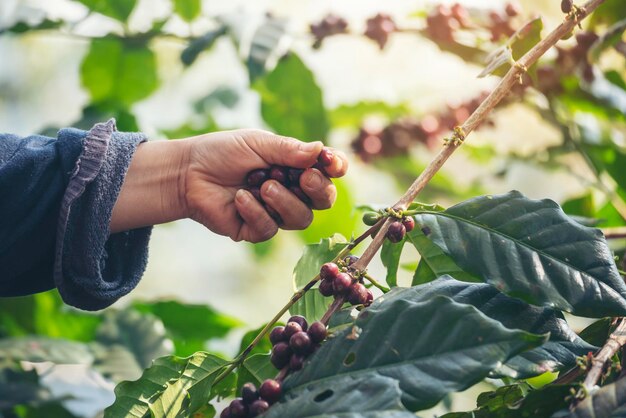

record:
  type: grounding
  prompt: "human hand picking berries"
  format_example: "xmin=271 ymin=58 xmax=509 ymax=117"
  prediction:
xmin=110 ymin=129 xmax=348 ymax=243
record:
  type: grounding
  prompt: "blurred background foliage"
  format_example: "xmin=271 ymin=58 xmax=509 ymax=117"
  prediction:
xmin=0 ymin=0 xmax=625 ymax=416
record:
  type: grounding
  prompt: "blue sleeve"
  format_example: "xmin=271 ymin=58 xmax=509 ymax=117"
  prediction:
xmin=0 ymin=120 xmax=152 ymax=311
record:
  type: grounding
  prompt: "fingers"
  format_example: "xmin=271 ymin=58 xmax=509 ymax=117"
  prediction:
xmin=260 ymin=180 xmax=314 ymax=230
xmin=245 ymin=130 xmax=324 ymax=169
xmin=234 ymin=189 xmax=278 ymax=243
xmin=299 ymin=168 xmax=337 ymax=210
xmin=319 ymin=148 xmax=349 ymax=178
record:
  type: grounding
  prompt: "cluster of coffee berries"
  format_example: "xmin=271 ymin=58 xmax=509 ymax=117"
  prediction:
xmin=309 ymin=13 xmax=398 ymax=50
xmin=244 ymin=149 xmax=334 ymax=223
xmin=364 ymin=13 xmax=397 ymax=49
xmin=310 ymin=14 xmax=348 ymax=49
xmin=221 ymin=379 xmax=281 ymax=418
xmin=386 ymin=216 xmax=415 ymax=243
xmin=318 ymin=257 xmax=374 ymax=307
xmin=269 ymin=315 xmax=327 ymax=372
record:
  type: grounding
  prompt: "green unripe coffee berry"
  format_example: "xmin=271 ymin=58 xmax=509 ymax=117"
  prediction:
xmin=362 ymin=211 xmax=382 ymax=226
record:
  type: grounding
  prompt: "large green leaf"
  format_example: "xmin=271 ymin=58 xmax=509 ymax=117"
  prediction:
xmin=290 ymin=234 xmax=350 ymax=322
xmin=75 ymin=0 xmax=137 ymax=22
xmin=394 ymin=276 xmax=596 ymax=378
xmin=380 ymin=239 xmax=405 ymax=288
xmin=81 ymin=38 xmax=158 ymax=107
xmin=174 ymin=0 xmax=201 ymax=22
xmin=104 ymin=352 xmax=228 ymax=418
xmin=284 ymin=295 xmax=546 ymax=411
xmin=413 ymin=191 xmax=626 ymax=317
xmin=133 ymin=300 xmax=241 ymax=356
xmin=254 ymin=53 xmax=329 ymax=142
xmin=329 ymin=101 xmax=410 ymax=128
xmin=0 ymin=337 xmax=94 ymax=364
xmin=552 ymin=377 xmax=626 ymax=417
xmin=264 ymin=375 xmax=415 ymax=418
xmin=236 ymin=353 xmax=276 ymax=394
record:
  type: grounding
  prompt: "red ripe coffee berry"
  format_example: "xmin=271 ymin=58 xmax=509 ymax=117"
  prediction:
xmin=402 ymin=216 xmax=415 ymax=233
xmin=284 ymin=322 xmax=303 ymax=339
xmin=348 ymin=282 xmax=369 ymax=306
xmin=229 ymin=399 xmax=248 ymax=418
xmin=287 ymin=315 xmax=308 ymax=332
xmin=288 ymin=168 xmax=304 ymax=185
xmin=320 ymin=262 xmax=339 ymax=280
xmin=289 ymin=185 xmax=311 ymax=204
xmin=269 ymin=165 xmax=289 ymax=185
xmin=259 ymin=379 xmax=282 ymax=404
xmin=318 ymin=148 xmax=334 ymax=167
xmin=307 ymin=321 xmax=327 ymax=343
xmin=386 ymin=221 xmax=406 ymax=243
xmin=333 ymin=272 xmax=353 ymax=294
xmin=247 ymin=169 xmax=269 ymax=187
xmin=220 ymin=407 xmax=232 ymax=418
xmin=241 ymin=382 xmax=259 ymax=404
xmin=272 ymin=342 xmax=292 ymax=360
xmin=365 ymin=289 xmax=374 ymax=306
xmin=289 ymin=354 xmax=305 ymax=371
xmin=269 ymin=326 xmax=285 ymax=345
xmin=319 ymin=279 xmax=334 ymax=297
xmin=290 ymin=331 xmax=312 ymax=354
xmin=248 ymin=399 xmax=270 ymax=417
xmin=271 ymin=350 xmax=290 ymax=369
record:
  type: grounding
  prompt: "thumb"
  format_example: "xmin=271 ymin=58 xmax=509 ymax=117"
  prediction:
xmin=249 ymin=132 xmax=324 ymax=168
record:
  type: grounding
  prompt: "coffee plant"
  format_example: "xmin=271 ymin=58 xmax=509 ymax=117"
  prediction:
xmin=2 ymin=0 xmax=626 ymax=417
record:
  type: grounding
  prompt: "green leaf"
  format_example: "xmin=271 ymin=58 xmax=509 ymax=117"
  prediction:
xmin=290 ymin=234 xmax=350 ymax=322
xmin=380 ymin=239 xmax=405 ymax=287
xmin=284 ymin=295 xmax=546 ymax=411
xmin=398 ymin=276 xmax=596 ymax=379
xmin=578 ymin=317 xmax=612 ymax=347
xmin=264 ymin=374 xmax=415 ymax=418
xmin=0 ymin=337 xmax=94 ymax=364
xmin=181 ymin=27 xmax=227 ymax=66
xmin=104 ymin=352 xmax=228 ymax=418
xmin=75 ymin=0 xmax=137 ymax=22
xmin=329 ymin=101 xmax=410 ymax=128
xmin=238 ymin=323 xmax=276 ymax=358
xmin=174 ymin=0 xmax=201 ymax=22
xmin=254 ymin=54 xmax=329 ymax=142
xmin=133 ymin=300 xmax=242 ymax=357
xmin=81 ymin=38 xmax=158 ymax=107
xmin=413 ymin=191 xmax=626 ymax=317
xmin=552 ymin=378 xmax=626 ymax=417
xmin=236 ymin=354 xmax=276 ymax=393
xmin=589 ymin=19 xmax=626 ymax=62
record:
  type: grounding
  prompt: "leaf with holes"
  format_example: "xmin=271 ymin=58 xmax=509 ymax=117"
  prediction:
xmin=284 ymin=295 xmax=546 ymax=411
xmin=264 ymin=375 xmax=415 ymax=418
xmin=413 ymin=191 xmax=626 ymax=317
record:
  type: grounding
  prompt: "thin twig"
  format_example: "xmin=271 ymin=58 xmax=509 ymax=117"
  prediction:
xmin=603 ymin=227 xmax=626 ymax=240
xmin=321 ymin=296 xmax=347 ymax=326
xmin=583 ymin=318 xmax=626 ymax=390
xmin=352 ymin=0 xmax=606 ymax=271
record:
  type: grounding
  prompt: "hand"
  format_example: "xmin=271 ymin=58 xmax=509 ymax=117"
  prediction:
xmin=110 ymin=129 xmax=348 ymax=243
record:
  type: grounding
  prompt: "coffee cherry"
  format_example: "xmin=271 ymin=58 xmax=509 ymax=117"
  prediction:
xmin=247 ymin=186 xmax=262 ymax=202
xmin=284 ymin=322 xmax=303 ymax=339
xmin=317 ymin=148 xmax=334 ymax=167
xmin=290 ymin=331 xmax=312 ymax=354
xmin=270 ymin=166 xmax=289 ymax=185
xmin=561 ymin=0 xmax=573 ymax=13
xmin=271 ymin=350 xmax=290 ymax=369
xmin=220 ymin=406 xmax=232 ymax=418
xmin=311 ymin=14 xmax=349 ymax=48
xmin=365 ymin=289 xmax=374 ymax=306
xmin=247 ymin=169 xmax=270 ymax=187
xmin=348 ymin=282 xmax=369 ymax=306
xmin=333 ymin=272 xmax=353 ymax=294
xmin=319 ymin=279 xmax=334 ymax=296
xmin=320 ymin=262 xmax=339 ymax=280
xmin=259 ymin=379 xmax=282 ymax=404
xmin=386 ymin=221 xmax=406 ymax=243
xmin=288 ymin=168 xmax=304 ymax=185
xmin=505 ymin=1 xmax=522 ymax=17
xmin=402 ymin=216 xmax=415 ymax=233
xmin=364 ymin=13 xmax=397 ymax=49
xmin=290 ymin=354 xmax=305 ymax=371
xmin=362 ymin=211 xmax=381 ymax=226
xmin=269 ymin=326 xmax=286 ymax=345
xmin=307 ymin=321 xmax=327 ymax=343
xmin=344 ymin=255 xmax=359 ymax=266
xmin=287 ymin=315 xmax=308 ymax=331
xmin=289 ymin=185 xmax=311 ymax=204
xmin=229 ymin=399 xmax=248 ymax=418
xmin=264 ymin=204 xmax=282 ymax=224
xmin=242 ymin=382 xmax=259 ymax=404
xmin=249 ymin=399 xmax=270 ymax=417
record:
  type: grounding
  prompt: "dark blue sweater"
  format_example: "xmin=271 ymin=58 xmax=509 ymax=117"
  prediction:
xmin=0 ymin=120 xmax=151 ymax=311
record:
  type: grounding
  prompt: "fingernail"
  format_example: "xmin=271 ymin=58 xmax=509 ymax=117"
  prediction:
xmin=307 ymin=170 xmax=324 ymax=189
xmin=265 ymin=182 xmax=277 ymax=198
xmin=236 ymin=189 xmax=250 ymax=204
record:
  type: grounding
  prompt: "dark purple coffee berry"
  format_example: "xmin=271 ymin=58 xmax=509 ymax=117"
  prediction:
xmin=229 ymin=398 xmax=248 ymax=418
xmin=307 ymin=321 xmax=327 ymax=343
xmin=386 ymin=221 xmax=406 ymax=243
xmin=320 ymin=262 xmax=339 ymax=280
xmin=272 ymin=342 xmax=292 ymax=359
xmin=333 ymin=272 xmax=353 ymax=294
xmin=271 ymin=349 xmax=290 ymax=369
xmin=344 ymin=255 xmax=359 ymax=266
xmin=402 ymin=216 xmax=415 ymax=233
xmin=259 ymin=379 xmax=282 ymax=404
xmin=247 ymin=169 xmax=269 ymax=187
xmin=247 ymin=186 xmax=262 ymax=202
xmin=220 ymin=406 xmax=232 ymax=418
xmin=290 ymin=354 xmax=305 ymax=371
xmin=348 ymin=282 xmax=368 ymax=306
xmin=318 ymin=148 xmax=334 ymax=167
xmin=269 ymin=165 xmax=289 ymax=185
xmin=319 ymin=279 xmax=334 ymax=297
xmin=242 ymin=382 xmax=259 ymax=404
xmin=269 ymin=326 xmax=286 ymax=345
xmin=365 ymin=289 xmax=374 ymax=306
xmin=249 ymin=399 xmax=270 ymax=417
xmin=284 ymin=322 xmax=303 ymax=339
xmin=561 ymin=0 xmax=573 ymax=13
xmin=289 ymin=185 xmax=311 ymax=204
xmin=265 ymin=204 xmax=282 ymax=224
xmin=288 ymin=168 xmax=304 ymax=185
xmin=287 ymin=315 xmax=308 ymax=331
xmin=290 ymin=331 xmax=312 ymax=354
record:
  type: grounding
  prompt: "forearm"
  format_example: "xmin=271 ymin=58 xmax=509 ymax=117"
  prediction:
xmin=110 ymin=139 xmax=191 ymax=233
